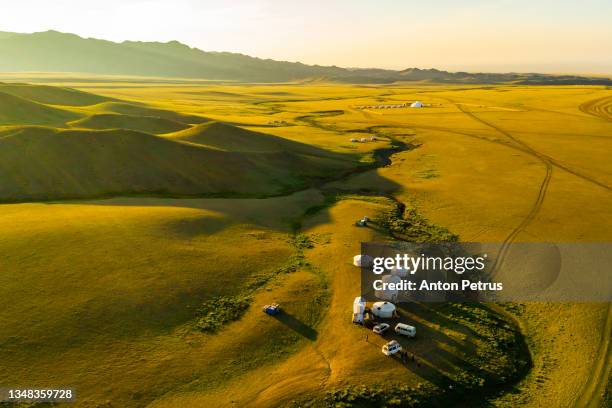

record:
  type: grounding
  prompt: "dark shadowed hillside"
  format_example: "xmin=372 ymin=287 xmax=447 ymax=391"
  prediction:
xmin=0 ymin=91 xmax=80 ymax=125
xmin=0 ymin=125 xmax=355 ymax=201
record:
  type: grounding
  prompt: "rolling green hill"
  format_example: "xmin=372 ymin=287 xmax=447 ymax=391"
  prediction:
xmin=70 ymin=113 xmax=190 ymax=134
xmin=0 ymin=91 xmax=80 ymax=125
xmin=0 ymin=82 xmax=111 ymax=106
xmin=0 ymin=125 xmax=354 ymax=201
xmin=89 ymin=101 xmax=209 ymax=124
xmin=170 ymin=121 xmax=338 ymax=156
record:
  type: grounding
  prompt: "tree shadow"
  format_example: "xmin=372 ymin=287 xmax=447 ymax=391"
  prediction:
xmin=395 ymin=303 xmax=477 ymax=354
xmin=400 ymin=302 xmax=485 ymax=341
xmin=386 ymin=301 xmax=532 ymax=405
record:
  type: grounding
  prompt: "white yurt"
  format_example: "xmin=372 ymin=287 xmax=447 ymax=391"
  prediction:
xmin=375 ymin=274 xmax=401 ymax=301
xmin=371 ymin=301 xmax=396 ymax=318
xmin=353 ymin=254 xmax=374 ymax=267
xmin=410 ymin=101 xmax=423 ymax=108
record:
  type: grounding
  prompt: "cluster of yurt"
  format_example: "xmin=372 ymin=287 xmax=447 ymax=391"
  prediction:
xmin=267 ymin=120 xmax=288 ymax=126
xmin=350 ymin=136 xmax=377 ymax=143
xmin=357 ymin=104 xmax=406 ymax=109
xmin=371 ymin=301 xmax=397 ymax=318
xmin=355 ymin=102 xmax=424 ymax=110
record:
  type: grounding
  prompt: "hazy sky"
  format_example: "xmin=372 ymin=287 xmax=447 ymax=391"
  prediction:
xmin=1 ymin=0 xmax=611 ymax=73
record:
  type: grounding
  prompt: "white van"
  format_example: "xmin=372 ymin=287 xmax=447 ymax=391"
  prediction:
xmin=382 ymin=340 xmax=402 ymax=356
xmin=352 ymin=296 xmax=365 ymax=324
xmin=395 ymin=323 xmax=416 ymax=337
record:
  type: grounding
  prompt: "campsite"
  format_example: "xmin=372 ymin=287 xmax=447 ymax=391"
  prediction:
xmin=0 ymin=75 xmax=609 ymax=407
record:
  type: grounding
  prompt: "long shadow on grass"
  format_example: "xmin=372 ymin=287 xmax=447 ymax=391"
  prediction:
xmin=7 ymin=120 xmax=407 ymax=213
xmin=51 ymin=129 xmax=409 ymax=234
xmin=396 ymin=303 xmax=477 ymax=354
xmin=401 ymin=302 xmax=486 ymax=341
xmin=272 ymin=312 xmax=318 ymax=341
xmin=394 ymin=301 xmax=531 ymax=405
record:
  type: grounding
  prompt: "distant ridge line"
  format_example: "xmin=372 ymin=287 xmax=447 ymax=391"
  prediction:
xmin=0 ymin=30 xmax=611 ymax=85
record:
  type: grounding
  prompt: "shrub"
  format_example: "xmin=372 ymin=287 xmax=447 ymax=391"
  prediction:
xmin=375 ymin=203 xmax=458 ymax=243
xmin=196 ymin=294 xmax=251 ymax=333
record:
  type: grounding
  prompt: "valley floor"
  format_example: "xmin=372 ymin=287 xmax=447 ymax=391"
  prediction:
xmin=0 ymin=77 xmax=610 ymax=407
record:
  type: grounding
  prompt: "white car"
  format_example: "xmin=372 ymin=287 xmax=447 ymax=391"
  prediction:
xmin=372 ymin=323 xmax=390 ymax=335
xmin=395 ymin=323 xmax=416 ymax=337
xmin=382 ymin=340 xmax=402 ymax=356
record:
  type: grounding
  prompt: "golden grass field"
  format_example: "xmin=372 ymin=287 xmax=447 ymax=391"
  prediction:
xmin=0 ymin=76 xmax=610 ymax=407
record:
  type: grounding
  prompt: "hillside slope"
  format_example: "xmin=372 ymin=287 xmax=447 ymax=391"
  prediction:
xmin=89 ymin=102 xmax=209 ymax=124
xmin=0 ymin=82 xmax=111 ymax=106
xmin=0 ymin=126 xmax=354 ymax=201
xmin=0 ymin=91 xmax=80 ymax=125
xmin=70 ymin=113 xmax=190 ymax=134
xmin=170 ymin=121 xmax=339 ymax=156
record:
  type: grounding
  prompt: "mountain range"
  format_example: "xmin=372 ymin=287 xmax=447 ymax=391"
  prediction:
xmin=0 ymin=30 xmax=610 ymax=85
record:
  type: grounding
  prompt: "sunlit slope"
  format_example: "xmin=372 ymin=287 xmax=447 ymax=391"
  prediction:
xmin=0 ymin=191 xmax=326 ymax=407
xmin=0 ymin=91 xmax=80 ymax=125
xmin=88 ymin=101 xmax=209 ymax=124
xmin=169 ymin=121 xmax=348 ymax=159
xmin=0 ymin=125 xmax=355 ymax=201
xmin=0 ymin=82 xmax=111 ymax=106
xmin=69 ymin=113 xmax=189 ymax=134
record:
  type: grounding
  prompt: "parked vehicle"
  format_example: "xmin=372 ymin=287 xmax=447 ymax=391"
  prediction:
xmin=263 ymin=303 xmax=281 ymax=315
xmin=395 ymin=323 xmax=416 ymax=337
xmin=352 ymin=296 xmax=366 ymax=324
xmin=382 ymin=340 xmax=402 ymax=356
xmin=372 ymin=323 xmax=390 ymax=335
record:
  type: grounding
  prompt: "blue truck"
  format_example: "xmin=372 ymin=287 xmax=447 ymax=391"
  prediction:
xmin=262 ymin=303 xmax=281 ymax=316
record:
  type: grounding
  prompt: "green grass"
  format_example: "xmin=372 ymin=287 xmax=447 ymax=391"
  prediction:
xmin=374 ymin=201 xmax=459 ymax=243
xmin=0 ymin=192 xmax=326 ymax=407
xmin=69 ymin=113 xmax=189 ymax=134
xmin=0 ymin=124 xmax=355 ymax=202
xmin=0 ymin=91 xmax=80 ymax=125
xmin=87 ymin=101 xmax=209 ymax=124
xmin=0 ymin=81 xmax=111 ymax=106
xmin=196 ymin=294 xmax=252 ymax=333
xmin=0 ymin=79 xmax=610 ymax=408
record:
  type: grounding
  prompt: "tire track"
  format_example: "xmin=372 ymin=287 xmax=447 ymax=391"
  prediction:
xmin=360 ymin=99 xmax=554 ymax=261
xmin=579 ymin=95 xmax=612 ymax=121
xmin=447 ymin=100 xmax=553 ymax=272
xmin=356 ymin=106 xmax=611 ymax=193
xmin=445 ymin=99 xmax=611 ymax=408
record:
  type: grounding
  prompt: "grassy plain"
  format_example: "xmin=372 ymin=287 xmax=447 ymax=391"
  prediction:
xmin=0 ymin=76 xmax=610 ymax=407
